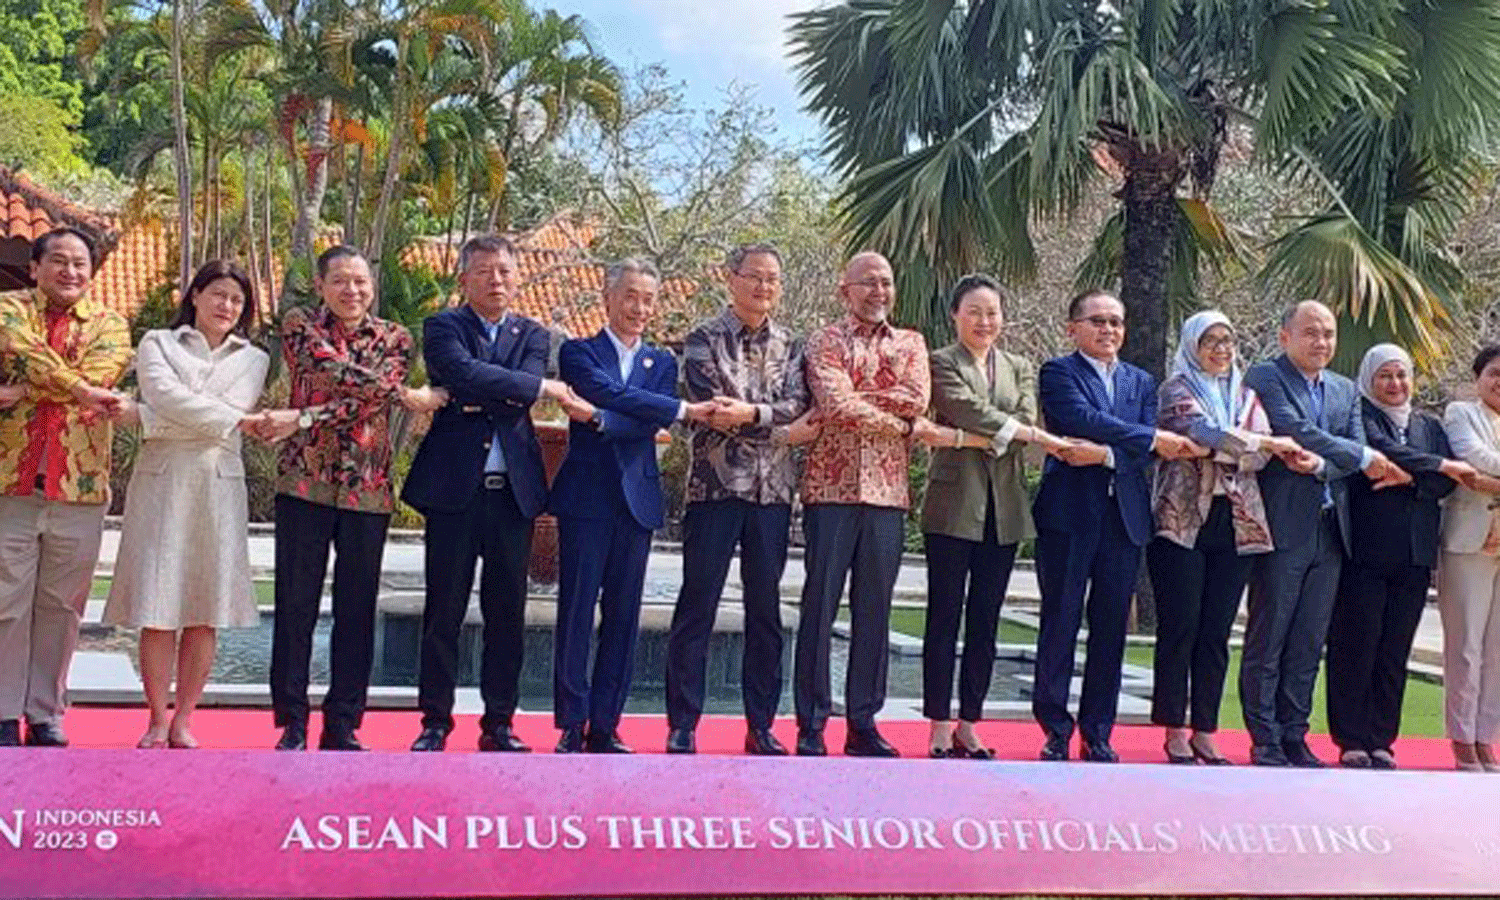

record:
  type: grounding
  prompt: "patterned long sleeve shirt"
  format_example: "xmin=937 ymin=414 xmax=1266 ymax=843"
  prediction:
xmin=801 ymin=315 xmax=930 ymax=509
xmin=276 ymin=305 xmax=412 ymax=514
xmin=0 ymin=289 xmax=132 ymax=504
xmin=682 ymin=308 xmax=810 ymax=505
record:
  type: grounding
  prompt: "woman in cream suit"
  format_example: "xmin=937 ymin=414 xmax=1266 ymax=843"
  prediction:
xmin=1439 ymin=344 xmax=1500 ymax=772
xmin=104 ymin=260 xmax=270 ymax=749
xmin=920 ymin=274 xmax=1065 ymax=758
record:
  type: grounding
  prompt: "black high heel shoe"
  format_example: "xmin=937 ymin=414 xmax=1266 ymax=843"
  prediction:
xmin=951 ymin=728 xmax=995 ymax=760
xmin=1164 ymin=740 xmax=1197 ymax=764
xmin=1189 ymin=736 xmax=1233 ymax=766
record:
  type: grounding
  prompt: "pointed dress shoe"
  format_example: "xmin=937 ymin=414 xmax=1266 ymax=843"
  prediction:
xmin=844 ymin=727 xmax=900 ymax=758
xmin=666 ymin=728 xmax=696 ymax=754
xmin=0 ymin=719 xmax=20 ymax=747
xmin=23 ymin=721 xmax=68 ymax=747
xmin=275 ymin=721 xmax=307 ymax=751
xmin=1079 ymin=739 xmax=1119 ymax=763
xmin=318 ymin=729 xmax=367 ymax=751
xmin=478 ymin=725 xmax=531 ymax=752
xmin=586 ymin=730 xmax=634 ymax=754
xmin=1249 ymin=744 xmax=1290 ymax=767
xmin=1282 ymin=740 xmax=1325 ymax=769
xmin=555 ymin=726 xmax=586 ymax=754
xmin=410 ymin=727 xmax=450 ymax=752
xmin=795 ymin=728 xmax=826 ymax=757
xmin=1039 ymin=732 xmax=1070 ymax=762
xmin=745 ymin=728 xmax=788 ymax=756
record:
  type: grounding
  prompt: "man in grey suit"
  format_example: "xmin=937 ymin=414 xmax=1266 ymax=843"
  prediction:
xmin=1241 ymin=300 xmax=1410 ymax=767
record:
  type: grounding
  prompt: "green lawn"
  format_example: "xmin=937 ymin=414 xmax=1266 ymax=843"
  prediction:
xmin=91 ymin=576 xmax=275 ymax=606
xmin=874 ymin=605 xmax=1446 ymax=738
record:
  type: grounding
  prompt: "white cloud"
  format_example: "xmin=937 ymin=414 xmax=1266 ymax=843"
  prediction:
xmin=644 ymin=0 xmax=813 ymax=70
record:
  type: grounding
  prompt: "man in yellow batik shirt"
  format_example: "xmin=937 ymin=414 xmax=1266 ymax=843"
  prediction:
xmin=0 ymin=227 xmax=131 ymax=747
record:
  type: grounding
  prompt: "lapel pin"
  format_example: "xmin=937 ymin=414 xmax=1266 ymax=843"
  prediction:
xmin=643 ymin=357 xmax=654 ymax=369
xmin=511 ymin=325 xmax=519 ymax=334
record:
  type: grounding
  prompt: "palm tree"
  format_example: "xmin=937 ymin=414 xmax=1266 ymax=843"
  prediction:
xmin=789 ymin=0 xmax=1500 ymax=375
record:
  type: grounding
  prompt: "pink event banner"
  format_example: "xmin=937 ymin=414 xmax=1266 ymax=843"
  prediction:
xmin=3 ymin=749 xmax=1500 ymax=898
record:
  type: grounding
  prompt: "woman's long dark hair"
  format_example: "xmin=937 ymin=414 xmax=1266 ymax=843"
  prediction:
xmin=170 ymin=259 xmax=256 ymax=337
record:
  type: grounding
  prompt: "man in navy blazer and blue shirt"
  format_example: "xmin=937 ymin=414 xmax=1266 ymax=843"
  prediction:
xmin=402 ymin=235 xmax=585 ymax=754
xmin=549 ymin=257 xmax=716 ymax=753
xmin=1240 ymin=300 xmax=1410 ymax=767
xmin=1032 ymin=290 xmax=1203 ymax=763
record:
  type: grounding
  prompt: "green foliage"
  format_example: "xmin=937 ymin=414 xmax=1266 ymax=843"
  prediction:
xmin=0 ymin=0 xmax=86 ymax=118
xmin=0 ymin=96 xmax=88 ymax=179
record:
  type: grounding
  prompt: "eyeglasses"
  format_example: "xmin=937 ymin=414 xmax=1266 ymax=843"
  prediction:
xmin=734 ymin=272 xmax=782 ymax=288
xmin=845 ymin=277 xmax=895 ymax=291
xmin=1073 ymin=315 xmax=1124 ymax=329
xmin=1199 ymin=336 xmax=1236 ymax=350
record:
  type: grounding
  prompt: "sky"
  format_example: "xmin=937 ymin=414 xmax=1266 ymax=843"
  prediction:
xmin=541 ymin=0 xmax=828 ymax=148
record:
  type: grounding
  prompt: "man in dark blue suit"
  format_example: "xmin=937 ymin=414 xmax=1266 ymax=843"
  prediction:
xmin=402 ymin=235 xmax=584 ymax=753
xmin=1032 ymin=290 xmax=1202 ymax=762
xmin=1241 ymin=300 xmax=1409 ymax=767
xmin=550 ymin=257 xmax=715 ymax=753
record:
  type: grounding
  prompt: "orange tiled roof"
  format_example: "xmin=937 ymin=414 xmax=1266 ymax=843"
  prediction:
xmin=402 ymin=216 xmax=706 ymax=340
xmin=0 ymin=168 xmax=115 ymax=245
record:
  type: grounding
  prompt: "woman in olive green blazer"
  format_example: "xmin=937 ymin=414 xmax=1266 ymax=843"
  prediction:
xmin=920 ymin=274 xmax=1064 ymax=758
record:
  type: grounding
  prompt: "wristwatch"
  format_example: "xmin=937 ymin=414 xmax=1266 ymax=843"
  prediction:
xmin=297 ymin=408 xmax=316 ymax=430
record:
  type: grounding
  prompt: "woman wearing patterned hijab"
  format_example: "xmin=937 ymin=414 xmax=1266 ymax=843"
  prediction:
xmin=1332 ymin=344 xmax=1471 ymax=768
xmin=1147 ymin=311 xmax=1307 ymax=764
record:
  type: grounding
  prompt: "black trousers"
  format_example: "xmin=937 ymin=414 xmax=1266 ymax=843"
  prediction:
xmin=665 ymin=499 xmax=791 ymax=731
xmin=794 ymin=503 xmax=903 ymax=732
xmin=270 ymin=494 xmax=390 ymax=730
xmin=1326 ymin=558 xmax=1430 ymax=752
xmin=1032 ymin=503 xmax=1139 ymax=745
xmin=1145 ymin=497 xmax=1253 ymax=732
xmin=418 ymin=481 xmax=533 ymax=732
xmin=1241 ymin=510 xmax=1343 ymax=747
xmin=922 ymin=501 xmax=1017 ymax=722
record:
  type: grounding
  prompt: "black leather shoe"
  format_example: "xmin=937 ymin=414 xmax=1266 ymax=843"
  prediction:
xmin=745 ymin=728 xmax=788 ymax=756
xmin=1039 ymin=732 xmax=1070 ymax=761
xmin=666 ymin=728 xmax=696 ymax=754
xmin=1079 ymin=739 xmax=1119 ymax=763
xmin=844 ymin=727 xmax=900 ymax=758
xmin=478 ymin=725 xmax=531 ymax=752
xmin=1250 ymin=743 xmax=1290 ymax=766
xmin=410 ymin=726 xmax=449 ymax=752
xmin=795 ymin=728 xmax=826 ymax=757
xmin=586 ymin=729 xmax=634 ymax=754
xmin=555 ymin=726 xmax=585 ymax=754
xmin=275 ymin=721 xmax=307 ymax=751
xmin=0 ymin=719 xmax=19 ymax=747
xmin=1282 ymin=740 xmax=1325 ymax=769
xmin=318 ymin=728 xmax=367 ymax=751
xmin=24 ymin=721 xmax=68 ymax=747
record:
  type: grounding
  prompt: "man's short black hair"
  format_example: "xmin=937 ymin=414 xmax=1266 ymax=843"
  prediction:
xmin=31 ymin=227 xmax=99 ymax=270
xmin=315 ymin=244 xmax=366 ymax=279
xmin=1067 ymin=288 xmax=1116 ymax=321
xmin=1474 ymin=345 xmax=1500 ymax=379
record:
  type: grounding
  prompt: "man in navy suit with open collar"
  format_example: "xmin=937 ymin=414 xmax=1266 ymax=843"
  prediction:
xmin=402 ymin=234 xmax=586 ymax=754
xmin=1240 ymin=300 xmax=1410 ymax=767
xmin=1031 ymin=289 xmax=1203 ymax=763
xmin=549 ymin=257 xmax=716 ymax=753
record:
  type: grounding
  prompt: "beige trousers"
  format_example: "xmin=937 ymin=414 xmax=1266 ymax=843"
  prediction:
xmin=1437 ymin=550 xmax=1500 ymax=743
xmin=0 ymin=495 xmax=105 ymax=723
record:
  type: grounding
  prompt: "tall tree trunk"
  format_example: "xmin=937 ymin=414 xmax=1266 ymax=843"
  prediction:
xmin=170 ymin=0 xmax=194 ymax=290
xmin=244 ymin=146 xmax=263 ymax=326
xmin=367 ymin=55 xmax=409 ymax=302
xmin=346 ymin=142 xmax=365 ymax=248
xmin=285 ymin=95 xmax=333 ymax=304
xmin=1115 ymin=146 xmax=1184 ymax=635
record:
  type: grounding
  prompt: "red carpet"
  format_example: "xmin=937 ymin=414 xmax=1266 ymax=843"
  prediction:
xmin=61 ymin=707 xmax=1459 ymax=769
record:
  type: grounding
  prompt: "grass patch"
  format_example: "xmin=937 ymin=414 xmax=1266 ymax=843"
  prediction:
xmin=91 ymin=576 xmax=275 ymax=606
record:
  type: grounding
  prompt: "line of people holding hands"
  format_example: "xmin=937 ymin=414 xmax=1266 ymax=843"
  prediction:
xmin=1 ymin=226 xmax=1496 ymax=773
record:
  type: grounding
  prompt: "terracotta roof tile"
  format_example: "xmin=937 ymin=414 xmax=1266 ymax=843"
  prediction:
xmin=0 ymin=168 xmax=115 ymax=246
